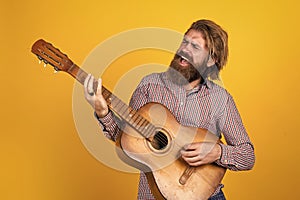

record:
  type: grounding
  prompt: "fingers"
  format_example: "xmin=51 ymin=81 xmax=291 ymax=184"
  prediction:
xmin=84 ymin=74 xmax=94 ymax=98
xmin=181 ymin=143 xmax=204 ymax=158
xmin=84 ymin=74 xmax=98 ymax=110
xmin=181 ymin=150 xmax=206 ymax=166
xmin=83 ymin=75 xmax=109 ymax=118
xmin=84 ymin=74 xmax=103 ymax=96
xmin=182 ymin=157 xmax=203 ymax=167
xmin=183 ymin=143 xmax=198 ymax=150
xmin=181 ymin=150 xmax=198 ymax=158
xmin=180 ymin=143 xmax=202 ymax=165
xmin=181 ymin=146 xmax=203 ymax=166
xmin=87 ymin=74 xmax=95 ymax=95
xmin=95 ymin=78 xmax=102 ymax=97
xmin=181 ymin=142 xmax=218 ymax=166
xmin=183 ymin=142 xmax=215 ymax=152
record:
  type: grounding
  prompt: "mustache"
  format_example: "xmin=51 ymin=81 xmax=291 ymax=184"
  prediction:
xmin=176 ymin=51 xmax=193 ymax=63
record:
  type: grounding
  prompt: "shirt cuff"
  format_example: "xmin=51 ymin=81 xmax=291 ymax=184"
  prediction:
xmin=215 ymin=143 xmax=233 ymax=167
xmin=94 ymin=111 xmax=114 ymax=127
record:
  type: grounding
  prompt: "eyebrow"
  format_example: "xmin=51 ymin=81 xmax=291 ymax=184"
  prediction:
xmin=183 ymin=36 xmax=202 ymax=49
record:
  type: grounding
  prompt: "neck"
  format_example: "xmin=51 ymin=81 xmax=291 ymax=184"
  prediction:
xmin=184 ymin=78 xmax=201 ymax=91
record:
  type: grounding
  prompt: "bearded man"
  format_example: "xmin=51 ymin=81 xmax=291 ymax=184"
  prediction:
xmin=84 ymin=19 xmax=255 ymax=200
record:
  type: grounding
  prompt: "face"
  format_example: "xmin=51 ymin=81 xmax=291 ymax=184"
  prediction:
xmin=167 ymin=29 xmax=214 ymax=85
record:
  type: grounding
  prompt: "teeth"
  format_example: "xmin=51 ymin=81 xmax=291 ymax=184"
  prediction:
xmin=180 ymin=55 xmax=190 ymax=63
xmin=181 ymin=56 xmax=188 ymax=61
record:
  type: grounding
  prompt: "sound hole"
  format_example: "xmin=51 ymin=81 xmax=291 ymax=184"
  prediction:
xmin=151 ymin=130 xmax=168 ymax=150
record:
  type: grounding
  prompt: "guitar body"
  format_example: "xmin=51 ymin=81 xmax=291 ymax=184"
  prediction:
xmin=117 ymin=102 xmax=226 ymax=200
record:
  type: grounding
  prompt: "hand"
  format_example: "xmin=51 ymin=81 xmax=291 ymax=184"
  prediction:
xmin=84 ymin=74 xmax=109 ymax=118
xmin=180 ymin=142 xmax=221 ymax=167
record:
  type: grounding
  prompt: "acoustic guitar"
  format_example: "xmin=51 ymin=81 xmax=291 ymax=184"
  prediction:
xmin=31 ymin=39 xmax=226 ymax=200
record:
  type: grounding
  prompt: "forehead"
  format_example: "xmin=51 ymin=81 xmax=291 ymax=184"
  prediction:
xmin=184 ymin=29 xmax=206 ymax=46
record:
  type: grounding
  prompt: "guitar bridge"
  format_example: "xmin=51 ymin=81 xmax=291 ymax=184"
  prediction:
xmin=179 ymin=166 xmax=195 ymax=185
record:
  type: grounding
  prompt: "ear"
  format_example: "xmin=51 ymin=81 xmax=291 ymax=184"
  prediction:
xmin=207 ymin=55 xmax=216 ymax=67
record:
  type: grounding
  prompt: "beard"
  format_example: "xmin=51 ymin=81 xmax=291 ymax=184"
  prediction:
xmin=167 ymin=54 xmax=203 ymax=86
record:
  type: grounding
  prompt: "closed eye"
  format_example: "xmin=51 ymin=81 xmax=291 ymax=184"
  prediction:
xmin=182 ymin=38 xmax=188 ymax=44
xmin=191 ymin=43 xmax=201 ymax=50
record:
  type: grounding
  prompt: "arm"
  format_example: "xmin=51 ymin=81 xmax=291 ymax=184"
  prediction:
xmin=215 ymin=95 xmax=255 ymax=171
xmin=84 ymin=74 xmax=121 ymax=141
xmin=181 ymin=94 xmax=255 ymax=171
xmin=84 ymin=74 xmax=151 ymax=141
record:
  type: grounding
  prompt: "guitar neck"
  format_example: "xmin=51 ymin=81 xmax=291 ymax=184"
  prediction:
xmin=30 ymin=39 xmax=154 ymax=138
xmin=67 ymin=64 xmax=154 ymax=138
xmin=65 ymin=63 xmax=99 ymax=92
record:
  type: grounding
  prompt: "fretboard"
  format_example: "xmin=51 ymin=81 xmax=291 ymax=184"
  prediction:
xmin=67 ymin=64 xmax=155 ymax=138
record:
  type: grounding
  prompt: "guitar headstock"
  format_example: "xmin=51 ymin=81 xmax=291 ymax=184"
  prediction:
xmin=31 ymin=39 xmax=73 ymax=72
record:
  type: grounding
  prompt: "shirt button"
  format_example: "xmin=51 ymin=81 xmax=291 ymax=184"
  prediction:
xmin=180 ymin=102 xmax=184 ymax=106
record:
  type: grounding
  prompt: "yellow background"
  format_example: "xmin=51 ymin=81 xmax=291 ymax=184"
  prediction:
xmin=1 ymin=0 xmax=300 ymax=199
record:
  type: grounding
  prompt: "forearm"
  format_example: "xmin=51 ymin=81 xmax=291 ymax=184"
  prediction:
xmin=215 ymin=142 xmax=255 ymax=171
xmin=215 ymin=94 xmax=255 ymax=171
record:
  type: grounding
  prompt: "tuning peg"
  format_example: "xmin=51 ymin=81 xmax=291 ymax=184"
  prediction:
xmin=53 ymin=67 xmax=59 ymax=74
xmin=39 ymin=60 xmax=42 ymax=64
xmin=44 ymin=63 xmax=47 ymax=68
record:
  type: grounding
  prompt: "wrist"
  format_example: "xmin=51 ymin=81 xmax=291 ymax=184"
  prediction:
xmin=216 ymin=143 xmax=222 ymax=161
xmin=95 ymin=109 xmax=109 ymax=118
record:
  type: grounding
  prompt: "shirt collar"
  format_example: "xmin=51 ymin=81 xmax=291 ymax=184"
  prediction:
xmin=202 ymin=78 xmax=212 ymax=89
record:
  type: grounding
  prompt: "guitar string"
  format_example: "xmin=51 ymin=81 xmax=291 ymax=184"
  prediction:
xmin=100 ymin=81 xmax=172 ymax=146
xmin=36 ymin=46 xmax=173 ymax=148
xmin=106 ymin=92 xmax=169 ymax=146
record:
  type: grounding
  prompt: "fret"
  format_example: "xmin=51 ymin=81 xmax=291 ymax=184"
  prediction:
xmin=102 ymin=88 xmax=111 ymax=99
xmin=144 ymin=125 xmax=153 ymax=138
xmin=133 ymin=114 xmax=146 ymax=132
xmin=66 ymin=64 xmax=155 ymax=139
xmin=134 ymin=114 xmax=144 ymax=128
xmin=127 ymin=109 xmax=137 ymax=124
xmin=31 ymin=39 xmax=156 ymax=141
xmin=137 ymin=120 xmax=152 ymax=138
xmin=122 ymin=108 xmax=136 ymax=124
xmin=67 ymin=62 xmax=156 ymax=138
xmin=127 ymin=108 xmax=135 ymax=119
xmin=144 ymin=123 xmax=156 ymax=138
xmin=130 ymin=110 xmax=139 ymax=123
xmin=121 ymin=107 xmax=131 ymax=122
xmin=66 ymin=64 xmax=88 ymax=85
xmin=116 ymin=102 xmax=130 ymax=118
xmin=110 ymin=97 xmax=128 ymax=117
xmin=138 ymin=119 xmax=148 ymax=131
xmin=119 ymin=104 xmax=128 ymax=117
xmin=76 ymin=68 xmax=87 ymax=84
xmin=111 ymin=97 xmax=122 ymax=109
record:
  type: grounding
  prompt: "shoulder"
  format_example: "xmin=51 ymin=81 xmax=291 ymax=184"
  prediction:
xmin=207 ymin=80 xmax=230 ymax=95
xmin=206 ymin=80 xmax=235 ymax=105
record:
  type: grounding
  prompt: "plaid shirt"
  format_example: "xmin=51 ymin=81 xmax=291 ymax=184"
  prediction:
xmin=97 ymin=72 xmax=255 ymax=199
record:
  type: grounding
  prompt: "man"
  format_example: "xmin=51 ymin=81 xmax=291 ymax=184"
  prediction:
xmin=84 ymin=19 xmax=255 ymax=200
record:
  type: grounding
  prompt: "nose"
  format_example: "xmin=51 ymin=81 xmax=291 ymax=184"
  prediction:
xmin=180 ymin=42 xmax=193 ymax=54
xmin=178 ymin=44 xmax=193 ymax=59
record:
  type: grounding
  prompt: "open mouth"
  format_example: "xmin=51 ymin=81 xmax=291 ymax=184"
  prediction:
xmin=178 ymin=55 xmax=191 ymax=67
